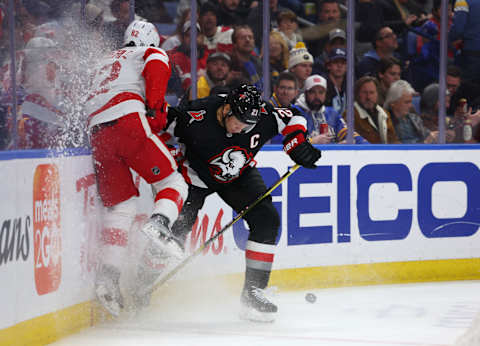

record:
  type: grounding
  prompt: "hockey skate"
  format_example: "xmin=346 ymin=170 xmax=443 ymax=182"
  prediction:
xmin=141 ymin=214 xmax=184 ymax=260
xmin=130 ymin=244 xmax=172 ymax=312
xmin=130 ymin=265 xmax=157 ymax=312
xmin=95 ymin=264 xmax=124 ymax=317
xmin=240 ymin=286 xmax=277 ymax=323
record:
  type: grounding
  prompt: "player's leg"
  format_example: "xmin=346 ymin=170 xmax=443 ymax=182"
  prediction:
xmin=171 ymin=184 xmax=212 ymax=247
xmin=90 ymin=124 xmax=140 ymax=317
xmin=219 ymin=168 xmax=280 ymax=322
xmin=130 ymin=185 xmax=211 ymax=311
xmin=109 ymin=112 xmax=188 ymax=309
xmin=119 ymin=112 xmax=188 ymax=258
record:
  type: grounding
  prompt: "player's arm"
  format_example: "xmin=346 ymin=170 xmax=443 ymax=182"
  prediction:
xmin=142 ymin=47 xmax=171 ymax=129
xmin=270 ymin=105 xmax=321 ymax=169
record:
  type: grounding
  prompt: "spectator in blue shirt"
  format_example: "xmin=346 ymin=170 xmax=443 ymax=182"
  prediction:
xmin=449 ymin=0 xmax=480 ymax=84
xmin=293 ymin=74 xmax=368 ymax=144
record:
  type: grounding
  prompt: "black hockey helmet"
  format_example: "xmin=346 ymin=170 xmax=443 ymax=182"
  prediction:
xmin=226 ymin=84 xmax=262 ymax=125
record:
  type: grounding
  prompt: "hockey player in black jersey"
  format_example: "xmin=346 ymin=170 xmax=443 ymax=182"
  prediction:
xmin=165 ymin=84 xmax=321 ymax=322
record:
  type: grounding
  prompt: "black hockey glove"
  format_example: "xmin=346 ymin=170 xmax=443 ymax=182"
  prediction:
xmin=167 ymin=106 xmax=185 ymax=120
xmin=283 ymin=130 xmax=321 ymax=169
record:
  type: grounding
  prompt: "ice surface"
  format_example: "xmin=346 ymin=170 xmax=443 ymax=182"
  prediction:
xmin=52 ymin=280 xmax=480 ymax=346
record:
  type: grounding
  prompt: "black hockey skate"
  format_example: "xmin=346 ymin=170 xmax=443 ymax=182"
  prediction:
xmin=240 ymin=286 xmax=277 ymax=322
xmin=141 ymin=214 xmax=184 ymax=260
xmin=95 ymin=264 xmax=124 ymax=317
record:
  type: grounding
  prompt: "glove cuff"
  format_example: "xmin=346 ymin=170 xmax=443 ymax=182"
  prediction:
xmin=283 ymin=131 xmax=306 ymax=155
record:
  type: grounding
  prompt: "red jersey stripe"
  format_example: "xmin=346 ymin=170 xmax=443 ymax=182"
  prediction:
xmin=282 ymin=124 xmax=306 ymax=136
xmin=246 ymin=249 xmax=274 ymax=263
xmin=88 ymin=92 xmax=144 ymax=119
xmin=154 ymin=187 xmax=184 ymax=213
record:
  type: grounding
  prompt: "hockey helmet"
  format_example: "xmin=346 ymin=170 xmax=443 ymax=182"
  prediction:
xmin=226 ymin=84 xmax=262 ymax=125
xmin=123 ymin=20 xmax=160 ymax=47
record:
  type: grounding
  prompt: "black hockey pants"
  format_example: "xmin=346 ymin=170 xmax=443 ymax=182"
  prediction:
xmin=171 ymin=167 xmax=280 ymax=246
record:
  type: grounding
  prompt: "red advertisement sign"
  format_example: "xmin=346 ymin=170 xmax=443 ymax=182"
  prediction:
xmin=33 ymin=164 xmax=62 ymax=295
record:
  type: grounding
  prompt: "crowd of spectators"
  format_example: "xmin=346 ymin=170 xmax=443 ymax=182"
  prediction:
xmin=1 ymin=0 xmax=480 ymax=150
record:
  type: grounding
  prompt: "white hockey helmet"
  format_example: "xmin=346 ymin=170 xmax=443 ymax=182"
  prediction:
xmin=123 ymin=20 xmax=160 ymax=47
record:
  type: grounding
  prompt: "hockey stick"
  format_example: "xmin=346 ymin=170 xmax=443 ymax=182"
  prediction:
xmin=153 ymin=163 xmax=301 ymax=289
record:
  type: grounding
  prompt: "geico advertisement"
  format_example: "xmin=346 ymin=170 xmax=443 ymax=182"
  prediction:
xmin=1 ymin=148 xmax=480 ymax=327
xmin=180 ymin=148 xmax=480 ymax=276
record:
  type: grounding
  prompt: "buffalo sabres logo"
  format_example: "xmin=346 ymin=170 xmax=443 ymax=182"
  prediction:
xmin=208 ymin=146 xmax=256 ymax=182
xmin=187 ymin=110 xmax=206 ymax=124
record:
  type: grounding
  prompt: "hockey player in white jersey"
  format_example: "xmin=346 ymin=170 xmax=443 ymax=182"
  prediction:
xmin=85 ymin=20 xmax=188 ymax=317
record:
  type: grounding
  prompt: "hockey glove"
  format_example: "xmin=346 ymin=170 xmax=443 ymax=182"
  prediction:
xmin=283 ymin=130 xmax=321 ymax=169
xmin=146 ymin=103 xmax=168 ymax=132
xmin=167 ymin=106 xmax=185 ymax=119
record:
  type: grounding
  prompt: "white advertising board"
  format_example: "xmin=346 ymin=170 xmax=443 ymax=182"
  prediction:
xmin=1 ymin=146 xmax=480 ymax=332
xmin=181 ymin=147 xmax=480 ymax=277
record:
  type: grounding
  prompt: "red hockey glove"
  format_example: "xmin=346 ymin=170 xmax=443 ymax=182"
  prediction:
xmin=146 ymin=103 xmax=168 ymax=132
xmin=283 ymin=130 xmax=321 ymax=169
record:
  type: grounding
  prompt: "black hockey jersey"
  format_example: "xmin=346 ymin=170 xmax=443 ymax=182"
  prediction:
xmin=166 ymin=95 xmax=307 ymax=191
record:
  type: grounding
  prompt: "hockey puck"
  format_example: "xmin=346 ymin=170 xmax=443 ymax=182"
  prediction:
xmin=305 ymin=292 xmax=316 ymax=303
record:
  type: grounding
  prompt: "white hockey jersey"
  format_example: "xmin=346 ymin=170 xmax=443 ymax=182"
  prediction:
xmin=86 ymin=46 xmax=170 ymax=129
xmin=203 ymin=26 xmax=233 ymax=52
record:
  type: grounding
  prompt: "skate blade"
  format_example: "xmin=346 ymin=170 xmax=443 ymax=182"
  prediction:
xmin=239 ymin=305 xmax=276 ymax=323
xmin=95 ymin=288 xmax=123 ymax=318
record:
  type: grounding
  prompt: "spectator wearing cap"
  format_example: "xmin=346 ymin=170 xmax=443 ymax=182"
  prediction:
xmin=384 ymin=80 xmax=438 ymax=144
xmin=347 ymin=76 xmax=399 ymax=144
xmin=293 ymin=74 xmax=368 ymax=144
xmin=356 ymin=26 xmax=400 ymax=79
xmin=229 ymin=25 xmax=263 ymax=90
xmin=168 ymin=20 xmax=208 ymax=96
xmin=199 ymin=2 xmax=234 ymax=54
xmin=196 ymin=52 xmax=232 ymax=99
xmin=325 ymin=47 xmax=346 ymax=115
xmin=276 ymin=9 xmax=302 ymax=50
xmin=312 ymin=27 xmax=346 ymax=76
xmin=288 ymin=42 xmax=313 ymax=93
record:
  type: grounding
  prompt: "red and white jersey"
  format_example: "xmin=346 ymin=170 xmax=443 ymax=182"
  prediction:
xmin=86 ymin=46 xmax=170 ymax=129
xmin=203 ymin=26 xmax=233 ymax=54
